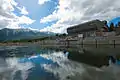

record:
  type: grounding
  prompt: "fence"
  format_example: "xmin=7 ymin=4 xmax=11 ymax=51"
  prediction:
xmin=40 ymin=36 xmax=120 ymax=48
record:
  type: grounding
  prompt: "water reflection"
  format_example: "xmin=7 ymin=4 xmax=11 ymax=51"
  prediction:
xmin=0 ymin=57 xmax=33 ymax=80
xmin=39 ymin=51 xmax=120 ymax=80
xmin=67 ymin=50 xmax=109 ymax=67
xmin=0 ymin=46 xmax=61 ymax=80
xmin=0 ymin=46 xmax=120 ymax=80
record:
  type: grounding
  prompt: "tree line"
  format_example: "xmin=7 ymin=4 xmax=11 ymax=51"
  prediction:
xmin=104 ymin=21 xmax=120 ymax=32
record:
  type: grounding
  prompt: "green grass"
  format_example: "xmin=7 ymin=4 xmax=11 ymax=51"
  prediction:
xmin=3 ymin=37 xmax=49 ymax=43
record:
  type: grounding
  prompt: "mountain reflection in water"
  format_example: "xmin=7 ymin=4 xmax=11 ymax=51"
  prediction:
xmin=0 ymin=46 xmax=120 ymax=80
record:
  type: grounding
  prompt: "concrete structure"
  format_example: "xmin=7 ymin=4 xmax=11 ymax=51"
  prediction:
xmin=67 ymin=20 xmax=108 ymax=38
xmin=115 ymin=27 xmax=120 ymax=35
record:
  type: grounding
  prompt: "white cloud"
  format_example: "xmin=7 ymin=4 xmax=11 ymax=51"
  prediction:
xmin=40 ymin=0 xmax=120 ymax=33
xmin=0 ymin=0 xmax=35 ymax=29
xmin=40 ymin=22 xmax=72 ymax=33
xmin=10 ymin=0 xmax=18 ymax=6
xmin=18 ymin=15 xmax=35 ymax=25
xmin=6 ymin=15 xmax=35 ymax=29
xmin=27 ymin=27 xmax=40 ymax=31
xmin=17 ymin=6 xmax=29 ymax=15
xmin=38 ymin=0 xmax=51 ymax=5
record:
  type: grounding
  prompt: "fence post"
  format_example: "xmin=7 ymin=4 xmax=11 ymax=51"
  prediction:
xmin=81 ymin=38 xmax=83 ymax=48
xmin=113 ymin=40 xmax=115 ymax=48
xmin=96 ymin=40 xmax=97 ymax=48
xmin=66 ymin=40 xmax=69 ymax=48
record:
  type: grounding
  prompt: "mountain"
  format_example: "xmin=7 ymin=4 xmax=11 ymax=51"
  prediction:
xmin=0 ymin=28 xmax=55 ymax=42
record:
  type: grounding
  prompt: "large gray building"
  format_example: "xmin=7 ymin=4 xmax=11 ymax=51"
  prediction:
xmin=67 ymin=19 xmax=106 ymax=37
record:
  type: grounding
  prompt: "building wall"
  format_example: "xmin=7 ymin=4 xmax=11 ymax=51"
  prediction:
xmin=67 ymin=20 xmax=105 ymax=36
xmin=95 ymin=31 xmax=116 ymax=37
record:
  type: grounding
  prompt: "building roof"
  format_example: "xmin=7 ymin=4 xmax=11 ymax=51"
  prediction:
xmin=67 ymin=19 xmax=105 ymax=34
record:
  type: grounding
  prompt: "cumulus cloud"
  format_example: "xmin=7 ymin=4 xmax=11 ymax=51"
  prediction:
xmin=0 ymin=0 xmax=35 ymax=29
xmin=18 ymin=15 xmax=35 ymax=25
xmin=38 ymin=0 xmax=51 ymax=5
xmin=40 ymin=0 xmax=120 ymax=33
xmin=0 ymin=17 xmax=9 ymax=28
xmin=17 ymin=6 xmax=29 ymax=15
xmin=7 ymin=15 xmax=35 ymax=29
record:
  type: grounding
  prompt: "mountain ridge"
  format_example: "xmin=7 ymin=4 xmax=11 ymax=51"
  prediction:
xmin=0 ymin=28 xmax=55 ymax=42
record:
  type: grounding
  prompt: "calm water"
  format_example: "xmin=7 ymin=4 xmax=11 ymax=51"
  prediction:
xmin=0 ymin=45 xmax=120 ymax=80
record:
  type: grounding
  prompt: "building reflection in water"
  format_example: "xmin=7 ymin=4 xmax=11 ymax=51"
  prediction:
xmin=59 ymin=47 xmax=120 ymax=68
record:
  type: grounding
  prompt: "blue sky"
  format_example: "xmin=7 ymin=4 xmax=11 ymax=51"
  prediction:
xmin=0 ymin=0 xmax=120 ymax=33
xmin=13 ymin=0 xmax=58 ymax=29
xmin=108 ymin=17 xmax=120 ymax=27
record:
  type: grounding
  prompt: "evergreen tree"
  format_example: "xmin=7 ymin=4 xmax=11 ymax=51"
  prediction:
xmin=103 ymin=20 xmax=107 ymax=25
xmin=103 ymin=20 xmax=109 ymax=31
xmin=118 ymin=22 xmax=120 ymax=27
xmin=115 ymin=24 xmax=118 ymax=27
xmin=109 ymin=22 xmax=114 ymax=31
xmin=62 ymin=33 xmax=67 ymax=36
xmin=56 ymin=34 xmax=59 ymax=37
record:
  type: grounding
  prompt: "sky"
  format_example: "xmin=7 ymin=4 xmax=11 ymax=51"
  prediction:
xmin=0 ymin=0 xmax=120 ymax=33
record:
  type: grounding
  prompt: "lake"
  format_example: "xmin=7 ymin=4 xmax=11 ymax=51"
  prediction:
xmin=0 ymin=45 xmax=120 ymax=80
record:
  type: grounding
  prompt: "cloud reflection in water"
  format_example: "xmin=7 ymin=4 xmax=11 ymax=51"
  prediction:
xmin=0 ymin=57 xmax=33 ymax=80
